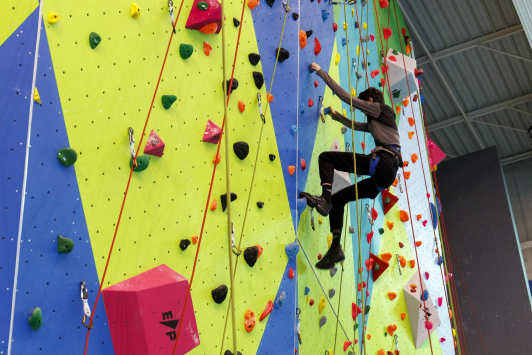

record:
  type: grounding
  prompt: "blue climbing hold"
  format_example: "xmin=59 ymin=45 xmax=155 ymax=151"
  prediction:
xmin=342 ymin=38 xmax=347 ymax=46
xmin=436 ymin=255 xmax=444 ymax=266
xmin=285 ymin=242 xmax=300 ymax=260
xmin=291 ymin=125 xmax=298 ymax=134
xmin=324 ymin=107 xmax=331 ymax=115
xmin=300 ymin=103 xmax=306 ymax=113
xmin=420 ymin=94 xmax=425 ymax=104
xmin=296 ymin=197 xmax=307 ymax=212
xmin=420 ymin=290 xmax=429 ymax=301
xmin=430 ymin=202 xmax=438 ymax=230
xmin=275 ymin=291 xmax=286 ymax=308
xmin=322 ymin=10 xmax=329 ymax=21
xmin=305 ymin=286 xmax=310 ymax=295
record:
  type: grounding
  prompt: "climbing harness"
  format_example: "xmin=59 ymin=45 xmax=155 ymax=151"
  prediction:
xmin=128 ymin=127 xmax=137 ymax=167
xmin=80 ymin=281 xmax=93 ymax=329
xmin=257 ymin=93 xmax=266 ymax=124
xmin=395 ymin=254 xmax=402 ymax=276
xmin=296 ymin=308 xmax=302 ymax=344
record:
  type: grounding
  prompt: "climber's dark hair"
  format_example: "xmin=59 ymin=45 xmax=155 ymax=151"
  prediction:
xmin=358 ymin=87 xmax=384 ymax=104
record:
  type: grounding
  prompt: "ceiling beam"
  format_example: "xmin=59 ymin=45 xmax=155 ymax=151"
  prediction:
xmin=477 ymin=44 xmax=532 ymax=64
xmin=502 ymin=151 xmax=532 ymax=165
xmin=416 ymin=25 xmax=524 ymax=65
xmin=428 ymin=93 xmax=532 ymax=131
xmin=397 ymin=0 xmax=484 ymax=149
xmin=507 ymin=106 xmax=532 ymax=118
xmin=469 ymin=119 xmax=529 ymax=132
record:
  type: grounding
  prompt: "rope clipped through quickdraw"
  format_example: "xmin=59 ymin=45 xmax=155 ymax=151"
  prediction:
xmin=388 ymin=0 xmax=459 ymax=351
xmin=83 ymin=1 xmax=188 ymax=352
xmin=218 ymin=1 xmax=294 ymax=352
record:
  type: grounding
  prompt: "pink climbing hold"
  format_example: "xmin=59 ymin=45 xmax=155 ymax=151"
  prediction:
xmin=367 ymin=231 xmax=374 ymax=244
xmin=440 ymin=338 xmax=446 ymax=343
xmin=425 ymin=321 xmax=433 ymax=330
xmin=185 ymin=0 xmax=222 ymax=34
xmin=144 ymin=130 xmax=165 ymax=157
xmin=203 ymin=119 xmax=222 ymax=144
xmin=103 ymin=264 xmax=200 ymax=355
xmin=425 ymin=271 xmax=430 ymax=280
xmin=308 ymin=98 xmax=314 ymax=107
xmin=427 ymin=193 xmax=431 ymax=198
xmin=438 ymin=297 xmax=443 ymax=307
xmin=383 ymin=28 xmax=392 ymax=40
xmin=370 ymin=69 xmax=380 ymax=78
xmin=422 ymin=220 xmax=428 ymax=227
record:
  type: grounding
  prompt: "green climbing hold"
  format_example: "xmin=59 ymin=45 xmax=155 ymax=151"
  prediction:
xmin=130 ymin=155 xmax=150 ymax=172
xmin=197 ymin=1 xmax=209 ymax=10
xmin=367 ymin=62 xmax=371 ymax=66
xmin=57 ymin=148 xmax=77 ymax=167
xmin=89 ymin=32 xmax=101 ymax=49
xmin=161 ymin=95 xmax=177 ymax=110
xmin=393 ymin=91 xmax=401 ymax=99
xmin=365 ymin=305 xmax=370 ymax=315
xmin=57 ymin=234 xmax=74 ymax=253
xmin=384 ymin=197 xmax=391 ymax=204
xmin=374 ymin=263 xmax=380 ymax=271
xmin=378 ymin=228 xmax=384 ymax=235
xmin=28 ymin=307 xmax=42 ymax=330
xmin=179 ymin=44 xmax=193 ymax=59
xmin=392 ymin=49 xmax=399 ymax=55
xmin=354 ymin=324 xmax=358 ymax=331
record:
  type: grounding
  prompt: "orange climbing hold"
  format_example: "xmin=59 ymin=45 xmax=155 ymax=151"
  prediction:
xmin=410 ymin=284 xmax=417 ymax=288
xmin=238 ymin=101 xmax=246 ymax=113
xmin=410 ymin=260 xmax=415 ymax=268
xmin=408 ymin=131 xmax=414 ymax=139
xmin=395 ymin=106 xmax=401 ymax=114
xmin=210 ymin=199 xmax=218 ymax=211
xmin=392 ymin=178 xmax=398 ymax=187
xmin=212 ymin=152 xmax=221 ymax=164
xmin=381 ymin=252 xmax=392 ymax=262
xmin=299 ymin=30 xmax=307 ymax=49
xmin=403 ymin=161 xmax=409 ymax=167
xmin=378 ymin=350 xmax=385 ymax=355
xmin=388 ymin=292 xmax=397 ymax=300
xmin=404 ymin=171 xmax=411 ymax=179
xmin=399 ymin=210 xmax=409 ymax=222
xmin=387 ymin=221 xmax=394 ymax=230
xmin=199 ymin=23 xmax=218 ymax=34
xmin=266 ymin=94 xmax=274 ymax=103
xmin=244 ymin=309 xmax=256 ymax=332
xmin=415 ymin=241 xmax=422 ymax=247
xmin=387 ymin=324 xmax=397 ymax=336
xmin=412 ymin=153 xmax=418 ymax=163
xmin=203 ymin=41 xmax=212 ymax=56
xmin=247 ymin=0 xmax=259 ymax=9
xmin=416 ymin=214 xmax=422 ymax=221
xmin=399 ymin=256 xmax=406 ymax=268
xmin=408 ymin=117 xmax=415 ymax=126
xmin=192 ymin=235 xmax=199 ymax=244
xmin=256 ymin=244 xmax=263 ymax=257
xmin=401 ymin=313 xmax=406 ymax=320
xmin=288 ymin=166 xmax=295 ymax=176
xmin=367 ymin=334 xmax=371 ymax=340
xmin=403 ymin=98 xmax=409 ymax=107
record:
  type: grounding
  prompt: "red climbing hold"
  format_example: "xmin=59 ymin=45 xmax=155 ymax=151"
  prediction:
xmin=401 ymin=28 xmax=407 ymax=36
xmin=309 ymin=299 xmax=314 ymax=306
xmin=203 ymin=119 xmax=222 ymax=144
xmin=399 ymin=242 xmax=404 ymax=248
xmin=352 ymin=303 xmax=362 ymax=319
xmin=344 ymin=341 xmax=352 ymax=351
xmin=259 ymin=300 xmax=273 ymax=321
xmin=289 ymin=268 xmax=295 ymax=279
xmin=314 ymin=81 xmax=318 ymax=88
xmin=367 ymin=231 xmax=374 ymax=244
xmin=314 ymin=37 xmax=321 ymax=56
xmin=413 ymin=94 xmax=418 ymax=102
xmin=381 ymin=189 xmax=398 ymax=215
xmin=370 ymin=34 xmax=375 ymax=42
xmin=379 ymin=0 xmax=388 ymax=8
xmin=301 ymin=159 xmax=306 ymax=171
xmin=370 ymin=69 xmax=380 ymax=78
xmin=372 ymin=207 xmax=378 ymax=220
xmin=144 ymin=130 xmax=165 ymax=157
xmin=318 ymin=253 xmax=322 ymax=260
xmin=185 ymin=0 xmax=222 ymax=34
xmin=380 ymin=78 xmax=386 ymax=86
xmin=388 ymin=55 xmax=397 ymax=62
xmin=382 ymin=64 xmax=389 ymax=73
xmin=365 ymin=258 xmax=374 ymax=271
xmin=333 ymin=22 xmax=338 ymax=32
xmin=361 ymin=142 xmax=366 ymax=150
xmin=308 ymin=98 xmax=314 ymax=107
xmin=370 ymin=253 xmax=389 ymax=281
xmin=383 ymin=28 xmax=392 ymax=40
xmin=415 ymin=68 xmax=424 ymax=78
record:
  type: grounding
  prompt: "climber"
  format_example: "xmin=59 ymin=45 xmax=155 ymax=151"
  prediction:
xmin=300 ymin=62 xmax=402 ymax=269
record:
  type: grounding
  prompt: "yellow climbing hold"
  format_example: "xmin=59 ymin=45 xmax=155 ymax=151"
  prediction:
xmin=367 ymin=49 xmax=370 ymax=55
xmin=453 ymin=328 xmax=456 ymax=337
xmin=306 ymin=294 xmax=309 ymax=304
xmin=342 ymin=109 xmax=347 ymax=117
xmin=318 ymin=297 xmax=326 ymax=314
xmin=343 ymin=22 xmax=348 ymax=30
xmin=363 ymin=22 xmax=367 ymax=30
xmin=131 ymin=3 xmax=141 ymax=18
xmin=351 ymin=8 xmax=354 ymax=16
xmin=318 ymin=217 xmax=323 ymax=224
xmin=33 ymin=88 xmax=41 ymax=104
xmin=351 ymin=87 xmax=356 ymax=97
xmin=357 ymin=46 xmax=360 ymax=56
xmin=327 ymin=234 xmax=333 ymax=248
xmin=47 ymin=13 xmax=60 ymax=23
xmin=335 ymin=52 xmax=340 ymax=65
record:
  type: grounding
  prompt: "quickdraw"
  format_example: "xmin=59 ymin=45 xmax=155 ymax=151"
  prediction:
xmin=310 ymin=208 xmax=315 ymax=231
xmin=257 ymin=93 xmax=266 ymax=124
xmin=296 ymin=308 xmax=302 ymax=344
xmin=282 ymin=0 xmax=290 ymax=12
xmin=397 ymin=173 xmax=404 ymax=193
xmin=168 ymin=0 xmax=176 ymax=34
xmin=231 ymin=222 xmax=241 ymax=256
xmin=128 ymin=127 xmax=137 ymax=168
xmin=395 ymin=254 xmax=402 ymax=275
xmin=394 ymin=334 xmax=400 ymax=353
xmin=366 ymin=204 xmax=374 ymax=226
xmin=81 ymin=281 xmax=93 ymax=329
xmin=319 ymin=96 xmax=325 ymax=123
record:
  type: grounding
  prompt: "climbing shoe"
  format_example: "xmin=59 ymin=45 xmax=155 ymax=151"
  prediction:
xmin=315 ymin=244 xmax=345 ymax=270
xmin=299 ymin=192 xmax=332 ymax=216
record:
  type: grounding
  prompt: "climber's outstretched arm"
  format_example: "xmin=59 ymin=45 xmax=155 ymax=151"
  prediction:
xmin=328 ymin=107 xmax=370 ymax=133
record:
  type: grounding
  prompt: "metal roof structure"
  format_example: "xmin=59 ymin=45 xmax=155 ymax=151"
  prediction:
xmin=397 ymin=0 xmax=532 ymax=165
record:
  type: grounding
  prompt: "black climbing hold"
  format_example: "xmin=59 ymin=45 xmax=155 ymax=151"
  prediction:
xmin=248 ymin=53 xmax=261 ymax=66
xmin=252 ymin=72 xmax=264 ymax=90
xmin=257 ymin=202 xmax=264 ymax=208
xmin=275 ymin=47 xmax=290 ymax=63
xmin=212 ymin=284 xmax=228 ymax=304
xmin=269 ymin=154 xmax=276 ymax=161
xmin=233 ymin=17 xmax=240 ymax=27
xmin=355 ymin=21 xmax=359 ymax=29
xmin=305 ymin=30 xmax=313 ymax=38
xmin=224 ymin=78 xmax=239 ymax=95
xmin=180 ymin=239 xmax=191 ymax=251
xmin=224 ymin=351 xmax=243 ymax=355
xmin=244 ymin=246 xmax=259 ymax=267
xmin=220 ymin=192 xmax=238 ymax=212
xmin=310 ymin=0 xmax=314 ymax=3
xmin=266 ymin=0 xmax=275 ymax=7
xmin=233 ymin=141 xmax=249 ymax=160
xmin=292 ymin=12 xmax=299 ymax=20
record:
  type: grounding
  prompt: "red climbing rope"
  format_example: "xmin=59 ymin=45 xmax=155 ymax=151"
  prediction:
xmin=170 ymin=0 xmax=249 ymax=353
xmin=82 ymin=1 xmax=189 ymax=353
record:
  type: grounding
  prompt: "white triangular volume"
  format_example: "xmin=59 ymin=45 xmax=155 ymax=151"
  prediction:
xmin=386 ymin=48 xmax=419 ymax=103
xmin=403 ymin=273 xmax=441 ymax=348
xmin=330 ymin=137 xmax=352 ymax=195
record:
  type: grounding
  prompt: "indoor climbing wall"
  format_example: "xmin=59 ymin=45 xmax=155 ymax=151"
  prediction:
xmin=1 ymin=0 xmax=456 ymax=355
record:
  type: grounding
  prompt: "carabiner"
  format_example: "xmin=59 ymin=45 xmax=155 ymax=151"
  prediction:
xmin=396 ymin=254 xmax=402 ymax=275
xmin=81 ymin=281 xmax=93 ymax=329
xmin=257 ymin=93 xmax=266 ymax=123
xmin=282 ymin=0 xmax=291 ymax=12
